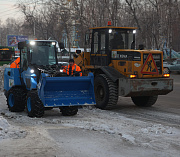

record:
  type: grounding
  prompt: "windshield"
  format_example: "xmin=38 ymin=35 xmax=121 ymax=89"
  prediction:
xmin=109 ymin=29 xmax=135 ymax=49
xmin=30 ymin=42 xmax=56 ymax=65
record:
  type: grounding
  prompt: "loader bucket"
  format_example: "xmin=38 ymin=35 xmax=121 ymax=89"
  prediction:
xmin=38 ymin=73 xmax=96 ymax=107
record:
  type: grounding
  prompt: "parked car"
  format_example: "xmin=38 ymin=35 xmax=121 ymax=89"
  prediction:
xmin=58 ymin=61 xmax=68 ymax=67
xmin=163 ymin=59 xmax=180 ymax=74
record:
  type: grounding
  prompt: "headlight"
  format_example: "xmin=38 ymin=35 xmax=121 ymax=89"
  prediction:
xmin=60 ymin=69 xmax=63 ymax=72
xmin=109 ymin=29 xmax=112 ymax=33
xmin=30 ymin=41 xmax=35 ymax=45
xmin=133 ymin=30 xmax=136 ymax=34
xmin=52 ymin=42 xmax=56 ymax=45
xmin=30 ymin=69 xmax=34 ymax=73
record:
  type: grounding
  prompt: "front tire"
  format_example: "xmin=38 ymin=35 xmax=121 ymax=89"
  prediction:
xmin=26 ymin=90 xmax=44 ymax=118
xmin=94 ymin=74 xmax=118 ymax=109
xmin=7 ymin=87 xmax=26 ymax=112
xmin=60 ymin=106 xmax=78 ymax=116
xmin=131 ymin=96 xmax=158 ymax=107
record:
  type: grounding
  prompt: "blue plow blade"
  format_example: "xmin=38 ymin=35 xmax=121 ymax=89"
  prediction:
xmin=38 ymin=73 xmax=96 ymax=107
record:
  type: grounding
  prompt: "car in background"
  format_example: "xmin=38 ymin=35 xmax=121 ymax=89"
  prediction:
xmin=58 ymin=61 xmax=69 ymax=72
xmin=58 ymin=61 xmax=68 ymax=67
xmin=163 ymin=59 xmax=180 ymax=74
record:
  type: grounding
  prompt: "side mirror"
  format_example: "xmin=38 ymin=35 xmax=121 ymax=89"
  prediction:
xmin=85 ymin=33 xmax=90 ymax=45
xmin=18 ymin=42 xmax=26 ymax=49
xmin=76 ymin=50 xmax=81 ymax=54
xmin=59 ymin=42 xmax=65 ymax=49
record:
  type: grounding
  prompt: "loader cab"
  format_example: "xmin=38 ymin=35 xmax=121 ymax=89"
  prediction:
xmin=18 ymin=40 xmax=58 ymax=71
xmin=89 ymin=27 xmax=137 ymax=66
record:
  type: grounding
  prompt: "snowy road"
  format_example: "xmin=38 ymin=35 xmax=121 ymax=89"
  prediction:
xmin=0 ymin=72 xmax=180 ymax=157
xmin=112 ymin=73 xmax=180 ymax=126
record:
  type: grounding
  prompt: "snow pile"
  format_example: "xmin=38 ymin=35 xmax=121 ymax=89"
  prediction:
xmin=0 ymin=116 xmax=27 ymax=140
xmin=0 ymin=116 xmax=9 ymax=129
xmin=56 ymin=108 xmax=180 ymax=149
xmin=140 ymin=124 xmax=174 ymax=135
xmin=0 ymin=104 xmax=180 ymax=151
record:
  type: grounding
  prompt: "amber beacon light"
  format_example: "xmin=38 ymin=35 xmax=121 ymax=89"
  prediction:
xmin=108 ymin=21 xmax=112 ymax=26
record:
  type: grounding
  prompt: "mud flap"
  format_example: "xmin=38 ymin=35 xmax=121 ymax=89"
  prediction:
xmin=37 ymin=73 xmax=96 ymax=107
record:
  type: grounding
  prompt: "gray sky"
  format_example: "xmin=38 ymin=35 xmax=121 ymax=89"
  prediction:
xmin=0 ymin=0 xmax=22 ymax=23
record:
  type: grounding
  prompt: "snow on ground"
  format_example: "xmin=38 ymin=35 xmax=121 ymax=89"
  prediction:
xmin=60 ymin=108 xmax=180 ymax=150
xmin=0 ymin=90 xmax=180 ymax=156
xmin=0 ymin=104 xmax=180 ymax=153
xmin=0 ymin=116 xmax=27 ymax=141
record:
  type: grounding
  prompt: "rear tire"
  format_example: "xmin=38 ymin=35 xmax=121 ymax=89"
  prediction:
xmin=131 ymin=96 xmax=158 ymax=107
xmin=94 ymin=74 xmax=118 ymax=109
xmin=7 ymin=87 xmax=26 ymax=112
xmin=60 ymin=106 xmax=78 ymax=116
xmin=26 ymin=90 xmax=44 ymax=118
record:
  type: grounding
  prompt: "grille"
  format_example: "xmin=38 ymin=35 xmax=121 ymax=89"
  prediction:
xmin=143 ymin=53 xmax=162 ymax=74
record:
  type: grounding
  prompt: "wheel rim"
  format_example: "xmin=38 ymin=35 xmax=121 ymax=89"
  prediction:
xmin=8 ymin=93 xmax=14 ymax=107
xmin=27 ymin=97 xmax=31 ymax=112
xmin=96 ymin=85 xmax=105 ymax=101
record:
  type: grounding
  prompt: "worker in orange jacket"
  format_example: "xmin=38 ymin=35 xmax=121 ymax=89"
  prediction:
xmin=10 ymin=57 xmax=20 ymax=68
xmin=63 ymin=59 xmax=82 ymax=76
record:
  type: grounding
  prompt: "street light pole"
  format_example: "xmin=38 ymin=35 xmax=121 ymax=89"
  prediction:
xmin=33 ymin=20 xmax=35 ymax=38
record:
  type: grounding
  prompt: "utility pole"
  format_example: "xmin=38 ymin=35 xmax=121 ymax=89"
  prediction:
xmin=169 ymin=0 xmax=172 ymax=59
xmin=33 ymin=19 xmax=36 ymax=38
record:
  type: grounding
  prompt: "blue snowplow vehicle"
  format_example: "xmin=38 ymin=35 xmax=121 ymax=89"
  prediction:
xmin=4 ymin=40 xmax=96 ymax=117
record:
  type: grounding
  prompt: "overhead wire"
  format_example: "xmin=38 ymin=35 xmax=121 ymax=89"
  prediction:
xmin=0 ymin=6 xmax=19 ymax=15
xmin=0 ymin=0 xmax=42 ymax=18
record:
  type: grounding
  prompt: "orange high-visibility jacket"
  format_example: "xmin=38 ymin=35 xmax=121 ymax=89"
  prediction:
xmin=63 ymin=64 xmax=82 ymax=76
xmin=10 ymin=57 xmax=20 ymax=68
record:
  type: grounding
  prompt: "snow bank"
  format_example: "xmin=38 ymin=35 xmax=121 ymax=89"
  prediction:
xmin=0 ymin=116 xmax=27 ymax=140
xmin=58 ymin=108 xmax=180 ymax=149
xmin=0 ymin=103 xmax=180 ymax=151
xmin=0 ymin=116 xmax=9 ymax=130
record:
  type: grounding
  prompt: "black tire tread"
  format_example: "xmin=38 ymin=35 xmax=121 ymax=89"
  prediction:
xmin=131 ymin=95 xmax=158 ymax=107
xmin=60 ymin=106 xmax=78 ymax=116
xmin=95 ymin=74 xmax=118 ymax=109
xmin=26 ymin=90 xmax=44 ymax=118
xmin=7 ymin=87 xmax=26 ymax=112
